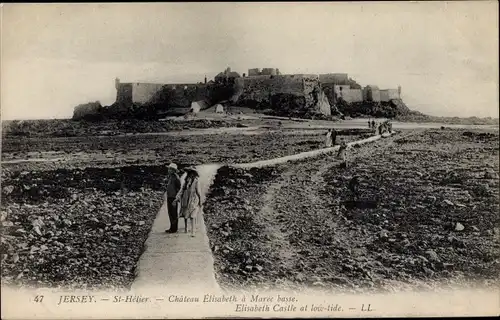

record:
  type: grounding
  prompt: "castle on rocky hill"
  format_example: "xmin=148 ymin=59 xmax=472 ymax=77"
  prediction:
xmin=104 ymin=66 xmax=402 ymax=119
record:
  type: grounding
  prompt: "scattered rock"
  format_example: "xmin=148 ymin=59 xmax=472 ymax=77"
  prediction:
xmin=2 ymin=221 xmax=14 ymax=227
xmin=33 ymin=226 xmax=42 ymax=236
xmin=455 ymin=222 xmax=465 ymax=231
xmin=443 ymin=199 xmax=454 ymax=206
xmin=483 ymin=171 xmax=499 ymax=179
xmin=425 ymin=250 xmax=440 ymax=262
xmin=3 ymin=186 xmax=14 ymax=195
xmin=442 ymin=263 xmax=454 ymax=270
xmin=417 ymin=255 xmax=429 ymax=264
xmin=312 ymin=281 xmax=326 ymax=287
xmin=294 ymin=273 xmax=306 ymax=281
xmin=426 ymin=196 xmax=437 ymax=203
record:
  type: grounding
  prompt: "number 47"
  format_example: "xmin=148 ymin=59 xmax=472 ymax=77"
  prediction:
xmin=34 ymin=295 xmax=44 ymax=303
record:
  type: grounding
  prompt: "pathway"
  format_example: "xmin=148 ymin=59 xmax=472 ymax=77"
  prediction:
xmin=131 ymin=132 xmax=402 ymax=292
xmin=131 ymin=164 xmax=220 ymax=292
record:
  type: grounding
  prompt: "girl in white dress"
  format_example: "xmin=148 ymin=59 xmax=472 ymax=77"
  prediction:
xmin=176 ymin=168 xmax=202 ymax=237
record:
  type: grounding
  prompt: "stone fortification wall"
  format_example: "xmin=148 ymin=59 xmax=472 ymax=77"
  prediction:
xmin=380 ymin=89 xmax=400 ymax=102
xmin=116 ymin=83 xmax=133 ymax=105
xmin=342 ymin=89 xmax=363 ymax=103
xmin=237 ymin=75 xmax=305 ymax=101
xmin=319 ymin=73 xmax=349 ymax=84
xmin=149 ymin=83 xmax=209 ymax=108
xmin=131 ymin=83 xmax=165 ymax=104
xmin=261 ymin=68 xmax=277 ymax=76
xmin=333 ymin=84 xmax=363 ymax=103
xmin=372 ymin=91 xmax=381 ymax=102
xmin=115 ymin=82 xmax=208 ymax=108
xmin=322 ymin=84 xmax=362 ymax=109
xmin=334 ymin=85 xmax=351 ymax=98
xmin=247 ymin=67 xmax=280 ymax=76
xmin=363 ymin=86 xmax=381 ymax=102
xmin=321 ymin=83 xmax=337 ymax=106
xmin=248 ymin=68 xmax=261 ymax=76
xmin=234 ymin=74 xmax=330 ymax=116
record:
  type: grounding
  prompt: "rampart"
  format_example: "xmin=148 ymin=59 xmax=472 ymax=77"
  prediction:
xmin=247 ymin=67 xmax=280 ymax=76
xmin=363 ymin=86 xmax=381 ymax=102
xmin=342 ymin=89 xmax=363 ymax=103
xmin=235 ymin=74 xmax=305 ymax=101
xmin=116 ymin=83 xmax=133 ymax=105
xmin=319 ymin=73 xmax=349 ymax=84
xmin=234 ymin=74 xmax=330 ymax=116
xmin=115 ymin=82 xmax=209 ymax=108
xmin=380 ymin=89 xmax=400 ymax=102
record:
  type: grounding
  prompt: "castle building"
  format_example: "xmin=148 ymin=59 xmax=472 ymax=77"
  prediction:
xmin=363 ymin=85 xmax=381 ymax=102
xmin=114 ymin=78 xmax=208 ymax=107
xmin=247 ymin=68 xmax=281 ymax=77
xmin=215 ymin=67 xmax=241 ymax=84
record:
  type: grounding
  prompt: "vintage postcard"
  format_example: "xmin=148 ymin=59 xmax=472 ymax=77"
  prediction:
xmin=1 ymin=2 xmax=498 ymax=319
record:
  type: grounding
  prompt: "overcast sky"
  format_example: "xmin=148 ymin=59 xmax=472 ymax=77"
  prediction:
xmin=2 ymin=2 xmax=498 ymax=120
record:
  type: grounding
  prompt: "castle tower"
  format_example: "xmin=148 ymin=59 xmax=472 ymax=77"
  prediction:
xmin=115 ymin=77 xmax=120 ymax=90
xmin=398 ymin=85 xmax=402 ymax=96
xmin=204 ymin=75 xmax=207 ymax=84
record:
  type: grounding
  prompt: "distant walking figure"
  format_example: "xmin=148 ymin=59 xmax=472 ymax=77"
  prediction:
xmin=176 ymin=167 xmax=202 ymax=237
xmin=325 ymin=129 xmax=333 ymax=148
xmin=371 ymin=120 xmax=375 ymax=130
xmin=337 ymin=140 xmax=349 ymax=168
xmin=331 ymin=128 xmax=338 ymax=146
xmin=387 ymin=121 xmax=393 ymax=133
xmin=165 ymin=163 xmax=182 ymax=234
xmin=368 ymin=120 xmax=372 ymax=129
xmin=379 ymin=122 xmax=385 ymax=135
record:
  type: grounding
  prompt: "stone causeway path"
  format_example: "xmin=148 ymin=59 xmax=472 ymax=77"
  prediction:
xmin=131 ymin=132 xmax=396 ymax=293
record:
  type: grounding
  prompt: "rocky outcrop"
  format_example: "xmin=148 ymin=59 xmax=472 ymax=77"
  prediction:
xmin=336 ymin=99 xmax=413 ymax=119
xmin=233 ymin=75 xmax=332 ymax=118
xmin=317 ymin=90 xmax=333 ymax=116
xmin=390 ymin=99 xmax=413 ymax=116
xmin=72 ymin=101 xmax=103 ymax=120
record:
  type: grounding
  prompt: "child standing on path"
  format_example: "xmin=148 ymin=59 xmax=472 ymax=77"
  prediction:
xmin=175 ymin=167 xmax=202 ymax=237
